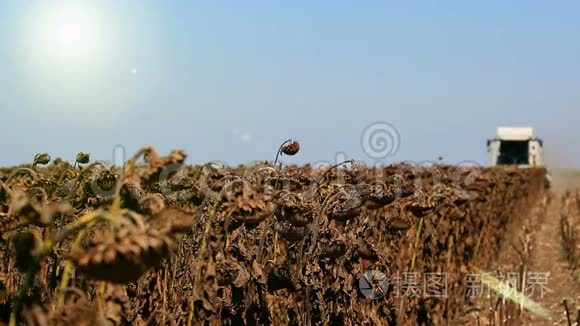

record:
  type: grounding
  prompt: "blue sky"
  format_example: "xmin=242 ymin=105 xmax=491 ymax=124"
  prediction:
xmin=1 ymin=1 xmax=579 ymax=167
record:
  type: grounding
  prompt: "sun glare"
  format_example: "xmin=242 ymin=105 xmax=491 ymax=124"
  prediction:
xmin=57 ymin=19 xmax=83 ymax=48
xmin=22 ymin=1 xmax=117 ymax=116
xmin=27 ymin=2 xmax=105 ymax=64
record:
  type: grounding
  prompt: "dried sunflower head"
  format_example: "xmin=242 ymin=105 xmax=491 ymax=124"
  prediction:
xmin=30 ymin=178 xmax=57 ymax=195
xmin=75 ymin=152 xmax=91 ymax=165
xmin=275 ymin=220 xmax=307 ymax=241
xmin=221 ymin=185 xmax=274 ymax=225
xmin=138 ymin=193 xmax=166 ymax=216
xmin=69 ymin=226 xmax=177 ymax=283
xmin=318 ymin=238 xmax=347 ymax=261
xmin=327 ymin=186 xmax=363 ymax=221
xmin=94 ymin=169 xmax=119 ymax=193
xmin=52 ymin=157 xmax=69 ymax=167
xmin=387 ymin=175 xmax=416 ymax=199
xmin=355 ymin=237 xmax=379 ymax=261
xmin=267 ymin=264 xmax=295 ymax=293
xmin=274 ymin=192 xmax=316 ymax=226
xmin=118 ymin=182 xmax=144 ymax=210
xmin=202 ymin=168 xmax=232 ymax=192
xmin=406 ymin=193 xmax=436 ymax=218
xmin=33 ymin=153 xmax=51 ymax=166
xmin=357 ymin=181 xmax=396 ymax=210
xmin=215 ymin=252 xmax=249 ymax=287
xmin=143 ymin=149 xmax=188 ymax=184
xmin=343 ymin=163 xmax=367 ymax=185
xmin=281 ymin=140 xmax=300 ymax=156
xmin=384 ymin=204 xmax=412 ymax=231
xmin=167 ymin=149 xmax=187 ymax=164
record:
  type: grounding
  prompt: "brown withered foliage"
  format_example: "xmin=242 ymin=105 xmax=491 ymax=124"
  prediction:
xmin=560 ymin=190 xmax=580 ymax=272
xmin=0 ymin=147 xmax=548 ymax=325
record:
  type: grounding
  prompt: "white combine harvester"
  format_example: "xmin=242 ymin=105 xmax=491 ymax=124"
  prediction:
xmin=487 ymin=127 xmax=544 ymax=167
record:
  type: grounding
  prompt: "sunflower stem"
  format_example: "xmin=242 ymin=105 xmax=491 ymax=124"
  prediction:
xmin=6 ymin=168 xmax=39 ymax=183
xmin=65 ymin=161 xmax=107 ymax=201
xmin=274 ymin=139 xmax=292 ymax=166
xmin=409 ymin=217 xmax=424 ymax=271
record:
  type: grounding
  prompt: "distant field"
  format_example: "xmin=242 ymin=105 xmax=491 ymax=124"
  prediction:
xmin=550 ymin=169 xmax=580 ymax=189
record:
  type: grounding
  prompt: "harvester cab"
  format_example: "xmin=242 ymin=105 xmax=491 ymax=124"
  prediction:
xmin=487 ymin=127 xmax=544 ymax=167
